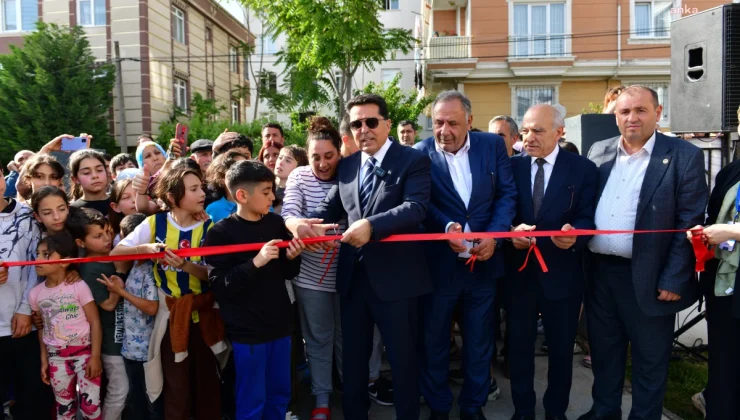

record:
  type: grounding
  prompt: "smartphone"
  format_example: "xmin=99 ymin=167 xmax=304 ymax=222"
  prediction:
xmin=61 ymin=137 xmax=87 ymax=151
xmin=175 ymin=124 xmax=188 ymax=155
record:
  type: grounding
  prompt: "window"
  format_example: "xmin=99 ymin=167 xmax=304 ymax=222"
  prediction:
xmin=383 ymin=0 xmax=399 ymax=10
xmin=231 ymin=100 xmax=240 ymax=123
xmin=513 ymin=85 xmax=556 ymax=123
xmin=633 ymin=1 xmax=673 ymax=38
xmin=512 ymin=2 xmax=567 ymax=57
xmin=334 ymin=70 xmax=344 ymax=91
xmin=229 ymin=46 xmax=239 ymax=73
xmin=207 ymin=86 xmax=215 ymax=100
xmin=174 ymin=78 xmax=188 ymax=111
xmin=1 ymin=0 xmax=37 ymax=31
xmin=205 ymin=27 xmax=212 ymax=42
xmin=260 ymin=71 xmax=277 ymax=94
xmin=255 ymin=34 xmax=278 ymax=54
xmin=382 ymin=69 xmax=401 ymax=85
xmin=78 ymin=0 xmax=105 ymax=26
xmin=172 ymin=7 xmax=185 ymax=44
xmin=426 ymin=115 xmax=433 ymax=130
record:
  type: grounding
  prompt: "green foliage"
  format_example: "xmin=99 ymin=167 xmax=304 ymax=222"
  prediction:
xmin=582 ymin=102 xmax=604 ymax=114
xmin=157 ymin=93 xmax=307 ymax=151
xmin=354 ymin=74 xmax=433 ymax=130
xmin=0 ymin=22 xmax=116 ymax=164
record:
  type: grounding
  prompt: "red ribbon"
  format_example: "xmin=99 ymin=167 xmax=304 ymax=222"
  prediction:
xmin=465 ymin=255 xmax=477 ymax=272
xmin=317 ymin=247 xmax=338 ymax=284
xmin=517 ymin=243 xmax=549 ymax=273
xmin=690 ymin=228 xmax=715 ymax=272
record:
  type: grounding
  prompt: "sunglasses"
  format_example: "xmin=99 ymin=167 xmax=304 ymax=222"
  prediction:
xmin=349 ymin=117 xmax=386 ymax=131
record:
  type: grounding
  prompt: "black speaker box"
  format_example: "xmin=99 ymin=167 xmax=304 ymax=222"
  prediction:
xmin=670 ymin=3 xmax=740 ymax=133
xmin=564 ymin=114 xmax=621 ymax=156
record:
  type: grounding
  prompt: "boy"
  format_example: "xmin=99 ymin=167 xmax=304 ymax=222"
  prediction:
xmin=0 ymin=160 xmax=54 ymax=419
xmin=96 ymin=212 xmax=162 ymax=419
xmin=68 ymin=208 xmax=128 ymax=420
xmin=205 ymin=160 xmax=305 ymax=418
xmin=109 ymin=153 xmax=138 ymax=181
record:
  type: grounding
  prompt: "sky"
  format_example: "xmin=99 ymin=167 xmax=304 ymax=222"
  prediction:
xmin=216 ymin=0 xmax=247 ymax=25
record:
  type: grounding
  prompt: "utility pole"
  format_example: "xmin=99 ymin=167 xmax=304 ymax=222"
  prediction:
xmin=114 ymin=41 xmax=127 ymax=153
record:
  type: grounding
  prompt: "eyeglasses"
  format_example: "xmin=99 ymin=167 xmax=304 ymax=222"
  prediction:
xmin=349 ymin=117 xmax=386 ymax=131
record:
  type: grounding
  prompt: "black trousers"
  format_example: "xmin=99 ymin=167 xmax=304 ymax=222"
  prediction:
xmin=0 ymin=332 xmax=54 ymax=420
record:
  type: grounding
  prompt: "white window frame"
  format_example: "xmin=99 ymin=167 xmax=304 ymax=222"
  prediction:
xmin=256 ymin=34 xmax=278 ymax=55
xmin=229 ymin=45 xmax=239 ymax=73
xmin=260 ymin=71 xmax=277 ymax=94
xmin=231 ymin=99 xmax=239 ymax=123
xmin=628 ymin=0 xmax=681 ymax=43
xmin=172 ymin=7 xmax=185 ymax=44
xmin=334 ymin=70 xmax=344 ymax=92
xmin=619 ymin=80 xmax=670 ymax=125
xmin=78 ymin=0 xmax=105 ymax=27
xmin=381 ymin=69 xmax=401 ymax=85
xmin=509 ymin=82 xmax=560 ymax=124
xmin=383 ymin=0 xmax=399 ymax=10
xmin=2 ymin=0 xmax=37 ymax=32
xmin=174 ymin=78 xmax=188 ymax=112
xmin=508 ymin=0 xmax=572 ymax=59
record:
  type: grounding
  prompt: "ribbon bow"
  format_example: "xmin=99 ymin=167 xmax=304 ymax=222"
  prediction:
xmin=690 ymin=228 xmax=715 ymax=273
xmin=518 ymin=242 xmax=549 ymax=273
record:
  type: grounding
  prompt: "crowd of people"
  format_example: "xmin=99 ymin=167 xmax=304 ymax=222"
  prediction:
xmin=0 ymin=85 xmax=736 ymax=420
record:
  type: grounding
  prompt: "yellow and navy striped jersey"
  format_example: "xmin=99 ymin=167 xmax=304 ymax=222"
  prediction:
xmin=148 ymin=212 xmax=213 ymax=299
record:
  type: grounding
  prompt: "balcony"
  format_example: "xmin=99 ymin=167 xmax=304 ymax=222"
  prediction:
xmin=427 ymin=36 xmax=471 ymax=60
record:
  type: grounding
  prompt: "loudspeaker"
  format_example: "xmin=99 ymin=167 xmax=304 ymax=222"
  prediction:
xmin=564 ymin=114 xmax=621 ymax=156
xmin=670 ymin=4 xmax=740 ymax=133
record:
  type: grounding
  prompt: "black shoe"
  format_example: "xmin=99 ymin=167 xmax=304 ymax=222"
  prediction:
xmin=510 ymin=414 xmax=535 ymax=420
xmin=428 ymin=411 xmax=450 ymax=420
xmin=576 ymin=410 xmax=621 ymax=420
xmin=368 ymin=380 xmax=393 ymax=406
xmin=460 ymin=408 xmax=486 ymax=420
xmin=546 ymin=415 xmax=569 ymax=420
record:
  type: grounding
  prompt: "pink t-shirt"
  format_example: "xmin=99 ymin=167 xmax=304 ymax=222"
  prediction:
xmin=29 ymin=281 xmax=95 ymax=348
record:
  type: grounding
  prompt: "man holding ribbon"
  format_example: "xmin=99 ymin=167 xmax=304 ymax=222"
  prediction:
xmin=414 ymin=90 xmax=516 ymax=420
xmin=579 ymin=85 xmax=707 ymax=420
xmin=292 ymin=93 xmax=432 ymax=420
xmin=507 ymin=104 xmax=598 ymax=420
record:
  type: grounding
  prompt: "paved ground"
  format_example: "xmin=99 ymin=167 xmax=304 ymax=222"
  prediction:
xmin=293 ymin=336 xmax=670 ymax=420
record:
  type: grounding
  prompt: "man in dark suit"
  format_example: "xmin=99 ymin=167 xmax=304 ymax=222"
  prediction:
xmin=507 ymin=104 xmax=598 ymax=420
xmin=578 ymin=86 xmax=707 ymax=420
xmin=415 ymin=90 xmax=517 ymax=420
xmin=292 ymin=94 xmax=432 ymax=420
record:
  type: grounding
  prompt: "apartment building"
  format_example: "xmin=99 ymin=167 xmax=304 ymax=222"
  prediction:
xmin=419 ymin=0 xmax=734 ymax=131
xmin=0 ymin=0 xmax=252 ymax=148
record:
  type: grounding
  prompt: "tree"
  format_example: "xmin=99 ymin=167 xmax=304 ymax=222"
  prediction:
xmin=0 ymin=22 xmax=116 ymax=163
xmin=354 ymin=73 xmax=433 ymax=132
xmin=240 ymin=0 xmax=416 ymax=121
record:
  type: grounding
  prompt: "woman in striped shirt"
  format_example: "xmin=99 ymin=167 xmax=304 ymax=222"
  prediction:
xmin=281 ymin=117 xmax=346 ymax=420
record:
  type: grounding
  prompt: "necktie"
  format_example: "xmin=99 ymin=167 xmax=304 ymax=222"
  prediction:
xmin=360 ymin=157 xmax=377 ymax=213
xmin=533 ymin=158 xmax=546 ymax=218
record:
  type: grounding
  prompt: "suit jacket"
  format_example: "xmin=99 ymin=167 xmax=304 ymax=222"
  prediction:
xmin=311 ymin=140 xmax=433 ymax=302
xmin=414 ymin=132 xmax=517 ymax=285
xmin=587 ymin=132 xmax=708 ymax=316
xmin=510 ymin=147 xmax=598 ymax=301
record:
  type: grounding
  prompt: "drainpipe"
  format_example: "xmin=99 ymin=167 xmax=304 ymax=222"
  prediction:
xmin=616 ymin=1 xmax=622 ymax=76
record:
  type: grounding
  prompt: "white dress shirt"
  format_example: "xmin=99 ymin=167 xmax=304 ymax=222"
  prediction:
xmin=360 ymin=136 xmax=393 ymax=170
xmin=530 ymin=145 xmax=560 ymax=195
xmin=438 ymin=135 xmax=474 ymax=258
xmin=589 ymin=132 xmax=657 ymax=258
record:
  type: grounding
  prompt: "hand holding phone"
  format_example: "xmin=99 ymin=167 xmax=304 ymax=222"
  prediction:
xmin=61 ymin=136 xmax=88 ymax=152
xmin=174 ymin=124 xmax=188 ymax=158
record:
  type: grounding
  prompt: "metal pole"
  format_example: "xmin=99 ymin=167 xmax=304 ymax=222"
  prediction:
xmin=114 ymin=41 xmax=127 ymax=153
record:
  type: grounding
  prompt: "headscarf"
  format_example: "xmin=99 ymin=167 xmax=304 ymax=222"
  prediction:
xmin=135 ymin=141 xmax=168 ymax=169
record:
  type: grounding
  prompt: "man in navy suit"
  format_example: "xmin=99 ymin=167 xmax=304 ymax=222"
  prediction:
xmin=578 ymin=86 xmax=707 ymax=420
xmin=507 ymin=104 xmax=598 ymax=420
xmin=414 ymin=90 xmax=516 ymax=420
xmin=292 ymin=94 xmax=432 ymax=420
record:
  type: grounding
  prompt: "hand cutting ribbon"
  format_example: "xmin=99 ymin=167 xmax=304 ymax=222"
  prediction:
xmin=690 ymin=227 xmax=715 ymax=272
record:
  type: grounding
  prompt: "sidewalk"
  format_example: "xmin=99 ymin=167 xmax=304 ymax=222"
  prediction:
xmin=294 ymin=336 xmax=670 ymax=420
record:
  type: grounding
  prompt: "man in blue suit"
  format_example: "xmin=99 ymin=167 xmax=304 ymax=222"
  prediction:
xmin=415 ymin=90 xmax=517 ymax=420
xmin=292 ymin=94 xmax=432 ymax=420
xmin=508 ymin=104 xmax=598 ymax=420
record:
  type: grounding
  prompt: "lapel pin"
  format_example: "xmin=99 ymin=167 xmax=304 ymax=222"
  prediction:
xmin=662 ymin=158 xmax=669 ymax=165
xmin=374 ymin=167 xmax=387 ymax=178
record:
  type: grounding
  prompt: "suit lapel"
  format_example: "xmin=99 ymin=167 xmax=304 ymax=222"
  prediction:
xmin=363 ymin=141 xmax=396 ymax=218
xmin=596 ymin=140 xmax=619 ymax=207
xmin=536 ymin=150 xmax=568 ymax=223
xmin=636 ymin=134 xmax=672 ymax=220
xmin=348 ymin=153 xmax=362 ymax=220
xmin=519 ymin=155 xmax=535 ymax=221
xmin=467 ymin=134 xmax=483 ymax=209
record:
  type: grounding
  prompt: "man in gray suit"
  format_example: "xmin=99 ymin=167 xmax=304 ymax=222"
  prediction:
xmin=578 ymin=86 xmax=707 ymax=420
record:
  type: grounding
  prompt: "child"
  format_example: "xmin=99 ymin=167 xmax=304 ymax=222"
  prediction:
xmin=97 ymin=213 xmax=162 ymax=420
xmin=205 ymin=160 xmax=305 ymax=419
xmin=29 ymin=232 xmax=103 ymax=420
xmin=205 ymin=150 xmax=250 ymax=223
xmin=258 ymin=140 xmax=283 ymax=172
xmin=0 ymin=161 xmax=55 ymax=419
xmin=109 ymin=154 xmax=138 ymax=181
xmin=111 ymin=166 xmax=227 ymax=420
xmin=108 ymin=179 xmax=137 ymax=246
xmin=68 ymin=208 xmax=128 ymax=420
xmin=69 ymin=150 xmax=111 ymax=215
xmin=273 ymin=145 xmax=308 ymax=214
xmin=20 ymin=153 xmax=66 ymax=203
xmin=32 ymin=186 xmax=72 ymax=236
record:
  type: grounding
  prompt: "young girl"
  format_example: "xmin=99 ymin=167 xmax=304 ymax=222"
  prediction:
xmin=69 ymin=150 xmax=111 ymax=215
xmin=273 ymin=145 xmax=308 ymax=214
xmin=205 ymin=151 xmax=249 ymax=223
xmin=32 ymin=186 xmax=72 ymax=236
xmin=258 ymin=141 xmax=283 ymax=172
xmin=20 ymin=154 xmax=66 ymax=204
xmin=108 ymin=179 xmax=138 ymax=246
xmin=111 ymin=166 xmax=227 ymax=420
xmin=29 ymin=232 xmax=103 ymax=420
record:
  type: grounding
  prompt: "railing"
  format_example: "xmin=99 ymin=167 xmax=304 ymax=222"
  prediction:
xmin=427 ymin=36 xmax=471 ymax=60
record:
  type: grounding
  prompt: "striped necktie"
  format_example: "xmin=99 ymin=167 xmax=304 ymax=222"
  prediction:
xmin=360 ymin=157 xmax=377 ymax=213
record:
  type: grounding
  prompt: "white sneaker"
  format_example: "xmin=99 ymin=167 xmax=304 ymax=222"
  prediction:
xmin=692 ymin=390 xmax=706 ymax=418
xmin=285 ymin=411 xmax=299 ymax=420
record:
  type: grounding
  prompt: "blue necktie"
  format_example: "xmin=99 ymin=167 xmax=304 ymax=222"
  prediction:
xmin=360 ymin=157 xmax=377 ymax=213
